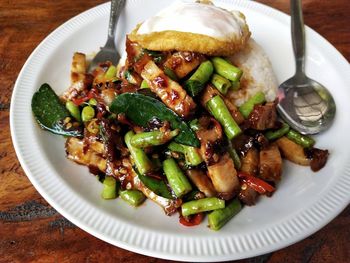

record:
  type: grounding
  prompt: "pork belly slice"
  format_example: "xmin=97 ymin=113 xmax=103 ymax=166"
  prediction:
xmin=186 ymin=169 xmax=217 ymax=197
xmin=259 ymin=144 xmax=282 ymax=182
xmin=247 ymin=102 xmax=277 ymax=130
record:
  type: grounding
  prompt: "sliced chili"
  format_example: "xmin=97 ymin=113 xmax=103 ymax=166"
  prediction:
xmin=237 ymin=171 xmax=275 ymax=194
xmin=179 ymin=213 xmax=204 ymax=227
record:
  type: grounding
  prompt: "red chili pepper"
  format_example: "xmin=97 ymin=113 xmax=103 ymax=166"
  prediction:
xmin=179 ymin=213 xmax=204 ymax=227
xmin=237 ymin=172 xmax=275 ymax=194
xmin=72 ymin=89 xmax=98 ymax=106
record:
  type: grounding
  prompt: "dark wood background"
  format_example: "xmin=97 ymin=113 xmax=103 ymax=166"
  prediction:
xmin=0 ymin=0 xmax=349 ymax=262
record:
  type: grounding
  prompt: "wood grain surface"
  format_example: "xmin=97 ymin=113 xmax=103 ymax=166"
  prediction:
xmin=0 ymin=0 xmax=349 ymax=262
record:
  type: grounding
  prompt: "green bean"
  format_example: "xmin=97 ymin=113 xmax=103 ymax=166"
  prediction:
xmin=101 ymin=176 xmax=118 ymax=199
xmin=211 ymin=57 xmax=242 ymax=82
xmin=189 ymin=119 xmax=200 ymax=131
xmin=119 ymin=189 xmax=146 ymax=207
xmin=207 ymin=95 xmax=242 ymax=139
xmin=286 ymin=129 xmax=315 ymax=148
xmin=185 ymin=60 xmax=214 ymax=97
xmin=140 ymin=79 xmax=149 ymax=89
xmin=230 ymin=80 xmax=240 ymax=91
xmin=164 ymin=67 xmax=179 ymax=81
xmin=65 ymin=101 xmax=81 ymax=122
xmin=130 ymin=129 xmax=179 ymax=148
xmin=163 ymin=158 xmax=192 ymax=198
xmin=81 ymin=105 xmax=95 ymax=122
xmin=208 ymin=198 xmax=242 ymax=231
xmin=88 ymin=98 xmax=97 ymax=106
xmin=124 ymin=130 xmax=154 ymax=175
xmin=211 ymin=73 xmax=231 ymax=95
xmin=105 ymin=65 xmax=117 ymax=79
xmin=227 ymin=140 xmax=241 ymax=169
xmin=181 ymin=197 xmax=225 ymax=217
xmin=238 ymin=91 xmax=266 ymax=118
xmin=168 ymin=142 xmax=203 ymax=166
xmin=265 ymin=122 xmax=290 ymax=141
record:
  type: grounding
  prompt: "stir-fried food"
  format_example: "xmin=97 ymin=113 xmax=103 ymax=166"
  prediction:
xmin=31 ymin=1 xmax=329 ymax=231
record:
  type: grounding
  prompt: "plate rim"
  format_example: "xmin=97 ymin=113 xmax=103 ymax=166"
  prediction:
xmin=10 ymin=0 xmax=350 ymax=261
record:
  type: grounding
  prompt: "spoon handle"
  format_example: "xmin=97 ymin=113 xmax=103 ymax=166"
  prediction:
xmin=291 ymin=0 xmax=305 ymax=75
xmin=108 ymin=0 xmax=126 ymax=39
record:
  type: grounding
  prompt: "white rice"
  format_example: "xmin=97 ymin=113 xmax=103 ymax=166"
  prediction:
xmin=226 ymin=38 xmax=278 ymax=106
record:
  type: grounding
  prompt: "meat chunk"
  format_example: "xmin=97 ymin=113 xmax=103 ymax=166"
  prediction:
xmin=259 ymin=144 xmax=282 ymax=182
xmin=240 ymin=147 xmax=259 ymax=175
xmin=247 ymin=102 xmax=277 ymax=130
xmin=238 ymin=183 xmax=259 ymax=206
xmin=305 ymin=148 xmax=329 ymax=172
xmin=186 ymin=169 xmax=217 ymax=197
xmin=163 ymin=51 xmax=205 ymax=79
xmin=207 ymin=153 xmax=240 ymax=199
xmin=141 ymin=60 xmax=196 ymax=118
xmin=276 ymin=136 xmax=310 ymax=166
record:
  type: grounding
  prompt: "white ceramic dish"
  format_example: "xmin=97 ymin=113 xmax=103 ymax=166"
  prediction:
xmin=10 ymin=0 xmax=350 ymax=261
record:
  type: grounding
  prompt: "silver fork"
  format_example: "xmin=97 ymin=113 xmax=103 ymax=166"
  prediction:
xmin=88 ymin=0 xmax=126 ymax=72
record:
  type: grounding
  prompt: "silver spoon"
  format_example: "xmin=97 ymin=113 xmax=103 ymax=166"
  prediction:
xmin=277 ymin=0 xmax=336 ymax=134
xmin=88 ymin=0 xmax=126 ymax=72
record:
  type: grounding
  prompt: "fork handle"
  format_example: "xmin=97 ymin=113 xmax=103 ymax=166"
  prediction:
xmin=108 ymin=0 xmax=126 ymax=39
xmin=291 ymin=0 xmax=305 ymax=75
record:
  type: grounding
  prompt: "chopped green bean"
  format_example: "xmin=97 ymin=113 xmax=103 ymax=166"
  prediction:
xmin=211 ymin=57 xmax=242 ymax=82
xmin=211 ymin=73 xmax=231 ymax=95
xmin=207 ymin=95 xmax=242 ymax=139
xmin=65 ymin=101 xmax=81 ymax=122
xmin=265 ymin=122 xmax=290 ymax=141
xmin=286 ymin=129 xmax=315 ymax=148
xmin=125 ymin=131 xmax=154 ymax=175
xmin=105 ymin=65 xmax=117 ymax=79
xmin=168 ymin=142 xmax=203 ymax=166
xmin=130 ymin=130 xmax=179 ymax=148
xmin=227 ymin=140 xmax=241 ymax=169
xmin=140 ymin=79 xmax=149 ymax=89
xmin=88 ymin=98 xmax=97 ymax=106
xmin=185 ymin=60 xmax=214 ymax=96
xmin=181 ymin=197 xmax=225 ymax=217
xmin=81 ymin=105 xmax=95 ymax=122
xmin=230 ymin=80 xmax=240 ymax=91
xmin=238 ymin=91 xmax=266 ymax=118
xmin=101 ymin=176 xmax=118 ymax=199
xmin=120 ymin=189 xmax=146 ymax=207
xmin=208 ymin=198 xmax=242 ymax=231
xmin=163 ymin=158 xmax=192 ymax=198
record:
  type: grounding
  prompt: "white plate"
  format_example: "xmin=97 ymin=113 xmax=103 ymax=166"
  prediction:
xmin=10 ymin=0 xmax=350 ymax=261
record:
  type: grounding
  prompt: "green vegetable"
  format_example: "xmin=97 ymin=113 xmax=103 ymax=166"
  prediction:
xmin=124 ymin=70 xmax=138 ymax=85
xmin=230 ymin=80 xmax=240 ymax=91
xmin=125 ymin=131 xmax=154 ymax=175
xmin=163 ymin=158 xmax=192 ymax=198
xmin=227 ymin=140 xmax=241 ymax=169
xmin=130 ymin=130 xmax=179 ymax=148
xmin=265 ymin=122 xmax=290 ymax=141
xmin=110 ymin=93 xmax=200 ymax=147
xmin=81 ymin=105 xmax=95 ymax=122
xmin=101 ymin=176 xmax=118 ymax=199
xmin=181 ymin=197 xmax=225 ymax=217
xmin=65 ymin=101 xmax=81 ymax=122
xmin=185 ymin=60 xmax=214 ymax=96
xmin=138 ymin=173 xmax=173 ymax=199
xmin=143 ymin=49 xmax=164 ymax=64
xmin=208 ymin=198 xmax=242 ymax=231
xmin=88 ymin=98 xmax=97 ymax=106
xmin=286 ymin=129 xmax=315 ymax=148
xmin=238 ymin=91 xmax=266 ymax=118
xmin=168 ymin=142 xmax=203 ymax=166
xmin=207 ymin=95 xmax=242 ymax=140
xmin=31 ymin=83 xmax=82 ymax=137
xmin=211 ymin=73 xmax=231 ymax=95
xmin=189 ymin=119 xmax=200 ymax=131
xmin=211 ymin=57 xmax=242 ymax=82
xmin=120 ymin=189 xmax=146 ymax=207
xmin=105 ymin=65 xmax=117 ymax=79
xmin=140 ymin=80 xmax=149 ymax=89
xmin=164 ymin=67 xmax=179 ymax=81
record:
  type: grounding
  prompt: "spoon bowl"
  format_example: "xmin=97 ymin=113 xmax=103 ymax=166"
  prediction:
xmin=277 ymin=0 xmax=336 ymax=134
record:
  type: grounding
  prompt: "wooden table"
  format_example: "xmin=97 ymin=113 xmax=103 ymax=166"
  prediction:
xmin=1 ymin=0 xmax=349 ymax=262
